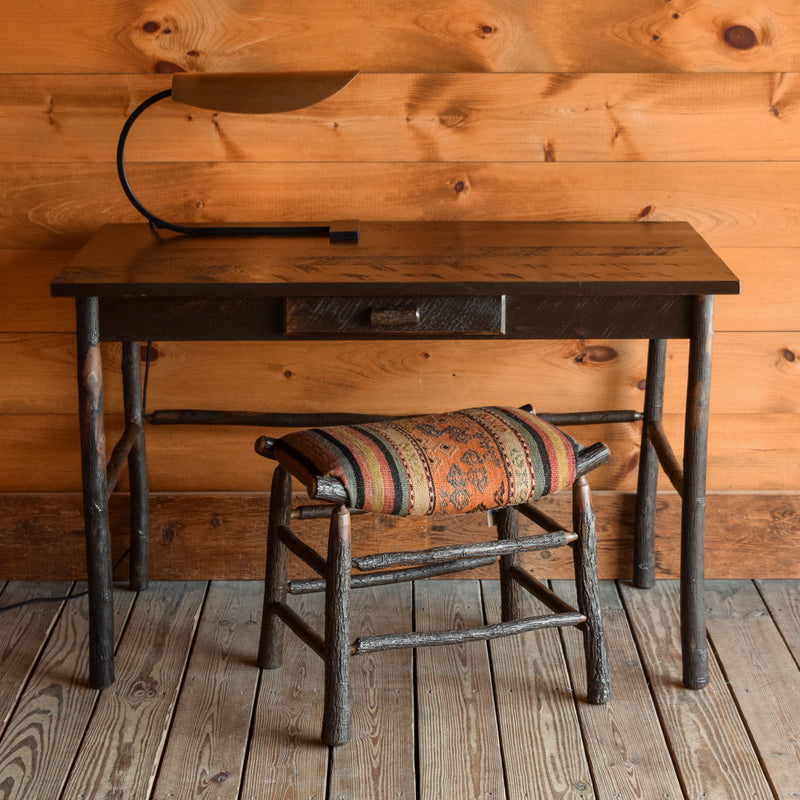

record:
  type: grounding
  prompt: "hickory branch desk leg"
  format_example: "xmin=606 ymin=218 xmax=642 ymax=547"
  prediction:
xmin=633 ymin=339 xmax=667 ymax=589
xmin=681 ymin=295 xmax=714 ymax=689
xmin=76 ymin=297 xmax=115 ymax=689
xmin=122 ymin=341 xmax=149 ymax=591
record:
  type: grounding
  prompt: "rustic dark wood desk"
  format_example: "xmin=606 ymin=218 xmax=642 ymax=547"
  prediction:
xmin=51 ymin=221 xmax=739 ymax=693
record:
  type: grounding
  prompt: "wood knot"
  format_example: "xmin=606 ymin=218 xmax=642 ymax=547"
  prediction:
xmin=142 ymin=20 xmax=160 ymax=33
xmin=453 ymin=180 xmax=468 ymax=195
xmin=439 ymin=108 xmax=468 ymax=128
xmin=574 ymin=345 xmax=618 ymax=364
xmin=782 ymin=348 xmax=796 ymax=362
xmin=639 ymin=205 xmax=654 ymax=219
xmin=140 ymin=343 xmax=159 ymax=362
xmin=724 ymin=25 xmax=757 ymax=50
xmin=477 ymin=24 xmax=495 ymax=38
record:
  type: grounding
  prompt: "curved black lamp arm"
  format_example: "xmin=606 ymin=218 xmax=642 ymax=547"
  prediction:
xmin=116 ymin=89 xmax=356 ymax=240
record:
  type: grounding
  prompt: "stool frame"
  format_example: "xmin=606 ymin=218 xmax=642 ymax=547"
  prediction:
xmin=256 ymin=436 xmax=612 ymax=745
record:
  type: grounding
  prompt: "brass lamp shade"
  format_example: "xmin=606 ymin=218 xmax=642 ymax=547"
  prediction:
xmin=171 ymin=71 xmax=358 ymax=114
xmin=116 ymin=71 xmax=360 ymax=241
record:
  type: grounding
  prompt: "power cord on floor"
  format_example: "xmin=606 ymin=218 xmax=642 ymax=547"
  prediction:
xmin=2 ymin=341 xmax=155 ymax=616
xmin=0 ymin=549 xmax=132 ymax=614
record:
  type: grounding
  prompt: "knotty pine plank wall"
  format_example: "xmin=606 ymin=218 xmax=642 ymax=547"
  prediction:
xmin=1 ymin=1 xmax=799 ymax=581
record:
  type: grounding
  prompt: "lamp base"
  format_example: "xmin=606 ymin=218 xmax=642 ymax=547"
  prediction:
xmin=329 ymin=220 xmax=361 ymax=243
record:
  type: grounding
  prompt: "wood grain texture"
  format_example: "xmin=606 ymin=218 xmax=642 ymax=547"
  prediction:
xmin=4 ymin=73 xmax=800 ymax=165
xmin=0 ymin=250 xmax=76 ymax=332
xmin=704 ymin=580 xmax=800 ymax=796
xmin=1 ymin=411 xmax=797 ymax=493
xmin=1 ymin=2 xmax=798 ymax=73
xmin=0 ymin=247 xmax=800 ymax=339
xmin=714 ymin=248 xmax=800 ymax=333
xmin=0 ymin=585 xmax=135 ymax=800
xmin=7 ymin=332 xmax=800 ymax=417
xmin=2 ymin=577 xmax=799 ymax=798
xmin=243 ymin=592 xmax=329 ymax=799
xmin=150 ymin=581 xmax=262 ymax=800
xmin=328 ymin=583 xmax=415 ymax=799
xmin=62 ymin=581 xmax=206 ymax=800
xmin=756 ymin=579 xmax=800 ymax=665
xmin=618 ymin=580 xmax=774 ymax=799
xmin=51 ymin=221 xmax=736 ymax=298
xmin=414 ymin=579 xmax=505 ymax=800
xmin=0 ymin=582 xmax=72 ymax=732
xmin=1 ymin=0 xmax=797 ymax=575
xmin=555 ymin=580 xmax=684 ymax=799
xmin=482 ymin=581 xmax=594 ymax=799
xmin=4 ymin=161 xmax=799 ymax=248
xmin=6 ymin=490 xmax=800 ymax=582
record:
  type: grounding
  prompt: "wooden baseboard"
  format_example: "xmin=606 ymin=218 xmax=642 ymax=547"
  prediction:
xmin=1 ymin=491 xmax=798 ymax=581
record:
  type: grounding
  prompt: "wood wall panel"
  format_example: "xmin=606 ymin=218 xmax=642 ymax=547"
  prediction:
xmin=1 ymin=2 xmax=798 ymax=73
xmin=0 ymin=250 xmax=76 ymax=332
xmin=714 ymin=249 xmax=800 ymax=332
xmin=3 ymin=73 xmax=799 ymax=165
xmin=2 ymin=161 xmax=799 ymax=249
xmin=0 ymin=412 xmax=796 ymax=494
xmin=2 ymin=1 xmax=800 ymax=579
xmin=2 ymin=491 xmax=799 ymax=582
xmin=3 ymin=333 xmax=800 ymax=417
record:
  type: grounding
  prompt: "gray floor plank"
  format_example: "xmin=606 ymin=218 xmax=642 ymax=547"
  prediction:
xmin=0 ymin=581 xmax=73 ymax=733
xmin=415 ymin=579 xmax=506 ymax=800
xmin=61 ymin=581 xmax=207 ymax=800
xmin=0 ymin=584 xmax=135 ymax=800
xmin=241 ymin=592 xmax=329 ymax=800
xmin=151 ymin=580 xmax=263 ymax=800
xmin=483 ymin=580 xmax=596 ymax=800
xmin=328 ymin=582 xmax=416 ymax=800
xmin=705 ymin=580 xmax=800 ymax=799
xmin=0 ymin=579 xmax=790 ymax=800
xmin=756 ymin=579 xmax=800 ymax=666
xmin=619 ymin=580 xmax=774 ymax=800
xmin=555 ymin=580 xmax=685 ymax=800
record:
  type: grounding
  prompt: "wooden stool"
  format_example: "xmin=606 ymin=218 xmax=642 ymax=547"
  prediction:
xmin=254 ymin=406 xmax=611 ymax=744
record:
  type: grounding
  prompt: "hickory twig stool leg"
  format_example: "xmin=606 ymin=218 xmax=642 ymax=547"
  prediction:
xmin=258 ymin=465 xmax=292 ymax=670
xmin=572 ymin=475 xmax=611 ymax=703
xmin=322 ymin=505 xmax=352 ymax=744
xmin=496 ymin=506 xmax=524 ymax=622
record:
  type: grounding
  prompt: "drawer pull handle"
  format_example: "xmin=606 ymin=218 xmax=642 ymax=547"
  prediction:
xmin=369 ymin=307 xmax=421 ymax=327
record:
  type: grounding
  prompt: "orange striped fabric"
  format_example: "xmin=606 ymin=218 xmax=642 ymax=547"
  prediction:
xmin=273 ymin=407 xmax=578 ymax=517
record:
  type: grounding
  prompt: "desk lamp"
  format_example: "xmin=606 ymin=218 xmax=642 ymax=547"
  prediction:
xmin=117 ymin=71 xmax=360 ymax=242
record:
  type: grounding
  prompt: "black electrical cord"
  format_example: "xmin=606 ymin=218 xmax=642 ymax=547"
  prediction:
xmin=117 ymin=89 xmax=336 ymax=239
xmin=1 ymin=342 xmax=156 ymax=615
xmin=0 ymin=549 xmax=133 ymax=613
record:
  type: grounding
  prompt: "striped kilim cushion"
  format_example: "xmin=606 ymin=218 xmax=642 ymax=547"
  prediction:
xmin=273 ymin=406 xmax=578 ymax=517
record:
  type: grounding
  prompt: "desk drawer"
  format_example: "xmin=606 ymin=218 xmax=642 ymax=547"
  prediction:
xmin=285 ymin=295 xmax=506 ymax=335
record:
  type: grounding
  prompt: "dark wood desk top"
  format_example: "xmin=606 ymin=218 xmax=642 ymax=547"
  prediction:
xmin=52 ymin=221 xmax=739 ymax=299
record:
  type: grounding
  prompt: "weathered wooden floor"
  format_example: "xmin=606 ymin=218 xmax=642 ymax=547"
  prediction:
xmin=0 ymin=578 xmax=798 ymax=799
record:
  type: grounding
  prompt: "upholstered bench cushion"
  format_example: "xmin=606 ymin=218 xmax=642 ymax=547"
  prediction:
xmin=273 ymin=406 xmax=578 ymax=517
